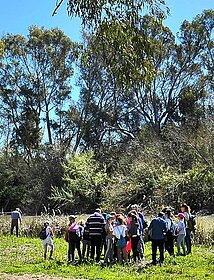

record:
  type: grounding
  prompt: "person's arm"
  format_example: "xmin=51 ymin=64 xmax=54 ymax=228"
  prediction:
xmin=18 ymin=213 xmax=22 ymax=224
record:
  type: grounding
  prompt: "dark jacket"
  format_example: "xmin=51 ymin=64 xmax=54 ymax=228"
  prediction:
xmin=148 ymin=217 xmax=167 ymax=241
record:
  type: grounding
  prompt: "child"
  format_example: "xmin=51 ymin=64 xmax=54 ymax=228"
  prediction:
xmin=82 ymin=224 xmax=91 ymax=260
xmin=176 ymin=213 xmax=186 ymax=256
xmin=104 ymin=214 xmax=115 ymax=264
xmin=41 ymin=222 xmax=54 ymax=260
xmin=114 ymin=217 xmax=128 ymax=264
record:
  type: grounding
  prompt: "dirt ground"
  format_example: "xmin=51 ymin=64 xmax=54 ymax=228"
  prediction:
xmin=0 ymin=275 xmax=86 ymax=280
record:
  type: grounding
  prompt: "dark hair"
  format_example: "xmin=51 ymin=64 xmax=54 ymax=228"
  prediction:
xmin=131 ymin=213 xmax=138 ymax=223
xmin=117 ymin=217 xmax=124 ymax=225
xmin=181 ymin=203 xmax=191 ymax=214
xmin=158 ymin=212 xmax=165 ymax=218
xmin=127 ymin=211 xmax=132 ymax=218
xmin=131 ymin=210 xmax=137 ymax=216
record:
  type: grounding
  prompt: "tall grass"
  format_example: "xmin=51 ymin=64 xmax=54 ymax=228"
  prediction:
xmin=194 ymin=215 xmax=214 ymax=246
xmin=1 ymin=214 xmax=214 ymax=246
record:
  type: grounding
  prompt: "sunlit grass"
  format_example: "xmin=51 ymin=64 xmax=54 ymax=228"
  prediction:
xmin=0 ymin=235 xmax=213 ymax=280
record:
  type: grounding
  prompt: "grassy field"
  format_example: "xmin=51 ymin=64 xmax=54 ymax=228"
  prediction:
xmin=0 ymin=235 xmax=213 ymax=280
xmin=0 ymin=215 xmax=213 ymax=279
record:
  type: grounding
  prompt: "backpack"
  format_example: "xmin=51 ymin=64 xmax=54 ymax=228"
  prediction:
xmin=138 ymin=212 xmax=148 ymax=229
xmin=117 ymin=235 xmax=127 ymax=248
xmin=39 ymin=227 xmax=47 ymax=240
xmin=187 ymin=214 xmax=196 ymax=231
xmin=116 ymin=227 xmax=127 ymax=248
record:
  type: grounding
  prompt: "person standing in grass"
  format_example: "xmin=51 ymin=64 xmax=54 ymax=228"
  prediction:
xmin=180 ymin=203 xmax=192 ymax=254
xmin=164 ymin=209 xmax=176 ymax=256
xmin=104 ymin=214 xmax=115 ymax=264
xmin=42 ymin=222 xmax=54 ymax=260
xmin=128 ymin=212 xmax=140 ymax=262
xmin=176 ymin=213 xmax=186 ymax=256
xmin=86 ymin=208 xmax=105 ymax=263
xmin=82 ymin=223 xmax=91 ymax=260
xmin=114 ymin=216 xmax=128 ymax=264
xmin=148 ymin=212 xmax=167 ymax=266
xmin=10 ymin=208 xmax=22 ymax=237
xmin=67 ymin=215 xmax=82 ymax=262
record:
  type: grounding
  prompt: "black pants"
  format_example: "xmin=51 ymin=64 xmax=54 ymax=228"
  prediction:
xmin=90 ymin=235 xmax=102 ymax=262
xmin=10 ymin=219 xmax=19 ymax=237
xmin=68 ymin=235 xmax=82 ymax=261
xmin=131 ymin=236 xmax=140 ymax=262
xmin=185 ymin=228 xmax=192 ymax=254
xmin=165 ymin=232 xmax=174 ymax=256
xmin=151 ymin=240 xmax=165 ymax=265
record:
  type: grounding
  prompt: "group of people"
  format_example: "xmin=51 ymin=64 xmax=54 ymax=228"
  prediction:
xmin=41 ymin=203 xmax=195 ymax=265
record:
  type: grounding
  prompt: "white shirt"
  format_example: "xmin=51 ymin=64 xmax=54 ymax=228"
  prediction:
xmin=114 ymin=225 xmax=127 ymax=239
xmin=165 ymin=217 xmax=172 ymax=231
xmin=42 ymin=226 xmax=54 ymax=246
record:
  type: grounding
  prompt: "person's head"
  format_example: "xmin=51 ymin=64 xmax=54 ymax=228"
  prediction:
xmin=95 ymin=208 xmax=101 ymax=214
xmin=44 ymin=222 xmax=49 ymax=227
xmin=127 ymin=211 xmax=133 ymax=219
xmin=158 ymin=211 xmax=165 ymax=218
xmin=131 ymin=213 xmax=138 ymax=223
xmin=69 ymin=215 xmax=77 ymax=223
xmin=181 ymin=203 xmax=190 ymax=214
xmin=15 ymin=208 xmax=21 ymax=213
xmin=177 ymin=213 xmax=185 ymax=220
xmin=165 ymin=209 xmax=172 ymax=218
xmin=106 ymin=214 xmax=114 ymax=223
xmin=131 ymin=204 xmax=139 ymax=212
xmin=130 ymin=209 xmax=137 ymax=216
xmin=117 ymin=217 xmax=124 ymax=225
xmin=78 ymin=219 xmax=84 ymax=226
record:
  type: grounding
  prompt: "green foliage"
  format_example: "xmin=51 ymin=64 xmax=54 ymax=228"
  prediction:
xmin=51 ymin=151 xmax=109 ymax=212
xmin=65 ymin=0 xmax=168 ymax=27
xmin=0 ymin=26 xmax=80 ymax=155
xmin=0 ymin=10 xmax=213 ymax=214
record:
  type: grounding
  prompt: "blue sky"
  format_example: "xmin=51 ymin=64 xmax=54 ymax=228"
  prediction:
xmin=0 ymin=0 xmax=213 ymax=40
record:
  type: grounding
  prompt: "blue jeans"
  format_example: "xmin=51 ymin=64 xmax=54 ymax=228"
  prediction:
xmin=177 ymin=234 xmax=186 ymax=255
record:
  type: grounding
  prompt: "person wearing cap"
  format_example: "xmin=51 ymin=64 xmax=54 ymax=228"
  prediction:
xmin=85 ymin=208 xmax=105 ymax=262
xmin=148 ymin=212 xmax=167 ymax=265
xmin=104 ymin=214 xmax=115 ymax=264
xmin=176 ymin=213 xmax=186 ymax=256
xmin=10 ymin=208 xmax=22 ymax=237
xmin=67 ymin=215 xmax=82 ymax=262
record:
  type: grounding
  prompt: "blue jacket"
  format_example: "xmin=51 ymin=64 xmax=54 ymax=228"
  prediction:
xmin=148 ymin=217 xmax=167 ymax=241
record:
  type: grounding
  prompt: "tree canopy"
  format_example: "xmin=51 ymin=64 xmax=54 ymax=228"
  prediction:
xmin=0 ymin=9 xmax=213 ymax=214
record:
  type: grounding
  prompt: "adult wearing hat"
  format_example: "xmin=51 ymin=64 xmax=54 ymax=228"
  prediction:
xmin=148 ymin=212 xmax=167 ymax=265
xmin=10 ymin=208 xmax=22 ymax=237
